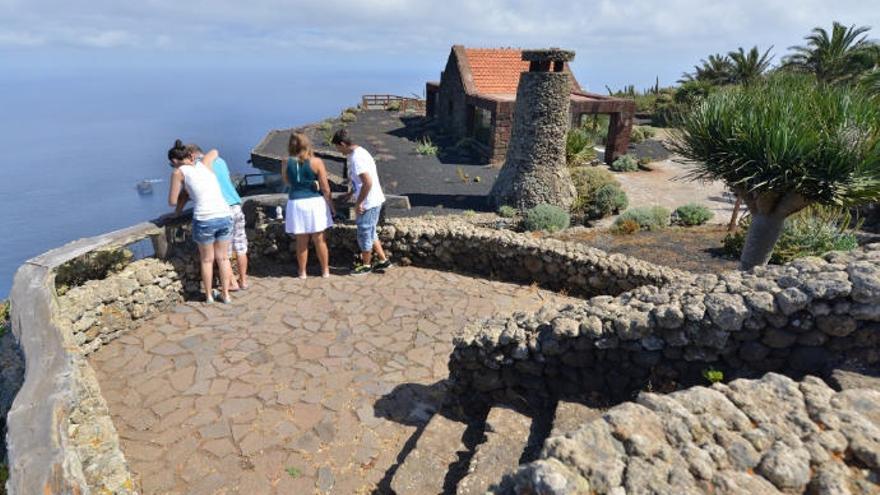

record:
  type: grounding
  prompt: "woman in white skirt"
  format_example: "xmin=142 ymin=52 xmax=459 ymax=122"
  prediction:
xmin=282 ymin=132 xmax=336 ymax=278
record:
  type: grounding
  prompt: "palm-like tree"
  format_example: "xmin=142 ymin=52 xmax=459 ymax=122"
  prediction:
xmin=680 ymin=54 xmax=734 ymax=85
xmin=728 ymin=46 xmax=774 ymax=84
xmin=784 ymin=22 xmax=879 ymax=84
xmin=671 ymin=75 xmax=880 ymax=269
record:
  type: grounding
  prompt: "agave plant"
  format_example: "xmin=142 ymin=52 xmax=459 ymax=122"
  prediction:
xmin=728 ymin=46 xmax=774 ymax=85
xmin=671 ymin=74 xmax=880 ymax=269
xmin=783 ymin=22 xmax=879 ymax=85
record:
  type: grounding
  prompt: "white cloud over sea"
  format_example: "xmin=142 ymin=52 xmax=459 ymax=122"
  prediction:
xmin=2 ymin=0 xmax=879 ymax=88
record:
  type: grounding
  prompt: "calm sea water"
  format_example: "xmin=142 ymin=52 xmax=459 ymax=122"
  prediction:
xmin=0 ymin=66 xmax=425 ymax=297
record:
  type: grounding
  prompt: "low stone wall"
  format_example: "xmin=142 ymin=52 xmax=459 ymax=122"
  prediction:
xmin=6 ymin=218 xmax=194 ymax=494
xmin=245 ymin=211 xmax=692 ymax=297
xmin=5 ymin=198 xmax=696 ymax=493
xmin=56 ymin=258 xmax=183 ymax=354
xmin=509 ymin=373 xmax=880 ymax=494
xmin=449 ymin=246 xmax=880 ymax=405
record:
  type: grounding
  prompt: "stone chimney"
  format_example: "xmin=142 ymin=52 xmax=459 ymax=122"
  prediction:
xmin=489 ymin=48 xmax=577 ymax=211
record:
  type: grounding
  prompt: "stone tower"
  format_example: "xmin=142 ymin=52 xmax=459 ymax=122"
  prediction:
xmin=489 ymin=48 xmax=577 ymax=211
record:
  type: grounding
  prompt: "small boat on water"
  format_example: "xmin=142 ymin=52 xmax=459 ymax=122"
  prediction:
xmin=136 ymin=178 xmax=162 ymax=195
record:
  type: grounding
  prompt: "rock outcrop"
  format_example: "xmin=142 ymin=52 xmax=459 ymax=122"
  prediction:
xmin=510 ymin=373 xmax=880 ymax=495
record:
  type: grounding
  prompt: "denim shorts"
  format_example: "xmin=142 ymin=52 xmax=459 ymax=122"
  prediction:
xmin=193 ymin=216 xmax=233 ymax=245
xmin=355 ymin=206 xmax=381 ymax=252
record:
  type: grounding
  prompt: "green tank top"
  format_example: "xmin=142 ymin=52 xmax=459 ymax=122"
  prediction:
xmin=287 ymin=157 xmax=322 ymax=200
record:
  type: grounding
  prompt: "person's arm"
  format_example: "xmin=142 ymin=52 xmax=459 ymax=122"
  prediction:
xmin=175 ymin=189 xmax=190 ymax=213
xmin=201 ymin=149 xmax=219 ymax=169
xmin=168 ymin=169 xmax=185 ymax=207
xmin=280 ymin=157 xmax=289 ymax=185
xmin=355 ymin=172 xmax=372 ymax=215
xmin=313 ymin=158 xmax=336 ymax=215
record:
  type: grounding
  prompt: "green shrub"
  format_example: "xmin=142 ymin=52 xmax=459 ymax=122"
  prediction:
xmin=55 ymin=248 xmax=133 ymax=294
xmin=322 ymin=129 xmax=334 ymax=146
xmin=703 ymin=368 xmax=724 ymax=384
xmin=674 ymin=80 xmax=716 ymax=104
xmin=578 ymin=114 xmax=610 ymax=143
xmin=317 ymin=120 xmax=333 ymax=131
xmin=0 ymin=300 xmax=9 ymax=336
xmin=571 ymin=167 xmax=614 ymax=211
xmin=415 ymin=136 xmax=438 ymax=156
xmin=566 ymin=128 xmax=597 ymax=166
xmin=570 ymin=167 xmax=628 ymax=220
xmin=673 ymin=203 xmax=713 ymax=226
xmin=723 ymin=205 xmax=859 ymax=264
xmin=629 ymin=126 xmax=657 ymax=144
xmin=610 ymin=155 xmax=639 ymax=172
xmin=386 ymin=100 xmax=401 ymax=111
xmin=497 ymin=205 xmax=517 ymax=218
xmin=613 ymin=206 xmax=670 ymax=232
xmin=340 ymin=111 xmax=357 ymax=123
xmin=615 ymin=219 xmax=640 ymax=235
xmin=344 ymin=106 xmax=360 ymax=114
xmin=524 ymin=204 xmax=571 ymax=232
xmin=588 ymin=184 xmax=628 ymax=219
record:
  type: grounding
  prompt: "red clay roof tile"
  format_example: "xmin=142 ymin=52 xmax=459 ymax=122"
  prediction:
xmin=464 ymin=48 xmax=531 ymax=95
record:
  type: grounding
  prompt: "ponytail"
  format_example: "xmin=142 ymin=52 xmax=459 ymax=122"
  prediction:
xmin=168 ymin=139 xmax=191 ymax=162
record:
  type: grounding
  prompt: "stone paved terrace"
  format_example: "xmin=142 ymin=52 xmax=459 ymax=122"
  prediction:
xmin=88 ymin=266 xmax=578 ymax=494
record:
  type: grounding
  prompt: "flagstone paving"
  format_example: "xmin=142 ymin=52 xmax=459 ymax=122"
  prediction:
xmin=89 ymin=266 xmax=579 ymax=494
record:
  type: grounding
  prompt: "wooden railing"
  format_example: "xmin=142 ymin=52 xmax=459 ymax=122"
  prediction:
xmin=361 ymin=94 xmax=426 ymax=113
xmin=362 ymin=94 xmax=405 ymax=109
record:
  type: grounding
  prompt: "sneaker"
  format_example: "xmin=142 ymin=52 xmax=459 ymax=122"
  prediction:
xmin=372 ymin=258 xmax=393 ymax=271
xmin=351 ymin=264 xmax=372 ymax=276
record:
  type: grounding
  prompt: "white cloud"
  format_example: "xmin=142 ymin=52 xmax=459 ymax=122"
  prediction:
xmin=0 ymin=29 xmax=46 ymax=46
xmin=1 ymin=0 xmax=878 ymax=87
xmin=79 ymin=30 xmax=136 ymax=48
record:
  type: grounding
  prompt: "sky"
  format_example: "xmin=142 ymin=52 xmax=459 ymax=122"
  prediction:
xmin=2 ymin=0 xmax=879 ymax=91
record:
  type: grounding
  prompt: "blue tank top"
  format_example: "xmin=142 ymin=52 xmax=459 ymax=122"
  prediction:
xmin=211 ymin=157 xmax=242 ymax=206
xmin=287 ymin=157 xmax=322 ymax=200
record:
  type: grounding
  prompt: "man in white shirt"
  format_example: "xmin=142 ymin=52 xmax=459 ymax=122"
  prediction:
xmin=332 ymin=129 xmax=391 ymax=274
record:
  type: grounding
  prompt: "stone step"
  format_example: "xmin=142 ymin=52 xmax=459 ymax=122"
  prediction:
xmin=390 ymin=413 xmax=469 ymax=495
xmin=549 ymin=400 xmax=603 ymax=438
xmin=456 ymin=406 xmax=533 ymax=495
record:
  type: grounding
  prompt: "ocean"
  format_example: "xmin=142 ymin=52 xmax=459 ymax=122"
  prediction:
xmin=0 ymin=65 xmax=425 ymax=297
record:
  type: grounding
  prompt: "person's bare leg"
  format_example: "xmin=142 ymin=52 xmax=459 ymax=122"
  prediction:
xmin=237 ymin=252 xmax=249 ymax=288
xmin=312 ymin=232 xmax=330 ymax=277
xmin=360 ymin=250 xmax=372 ymax=266
xmin=225 ymin=252 xmax=241 ymax=291
xmin=198 ymin=243 xmax=215 ymax=301
xmin=214 ymin=240 xmax=233 ymax=301
xmin=373 ymin=240 xmax=387 ymax=262
xmin=295 ymin=234 xmax=309 ymax=278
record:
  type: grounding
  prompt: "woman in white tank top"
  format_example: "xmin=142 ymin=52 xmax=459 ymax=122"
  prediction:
xmin=167 ymin=139 xmax=234 ymax=303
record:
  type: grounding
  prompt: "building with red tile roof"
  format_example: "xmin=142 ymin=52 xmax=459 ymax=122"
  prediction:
xmin=426 ymin=45 xmax=634 ymax=165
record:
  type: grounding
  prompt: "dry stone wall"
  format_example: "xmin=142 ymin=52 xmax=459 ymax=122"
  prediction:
xmin=6 ymin=219 xmax=198 ymax=494
xmin=449 ymin=245 xmax=880 ymax=405
xmin=11 ymin=202 xmax=687 ymax=494
xmin=10 ymin=197 xmax=877 ymax=494
xmin=57 ymin=258 xmax=184 ymax=354
xmin=244 ymin=211 xmax=692 ymax=298
xmin=508 ymin=373 xmax=880 ymax=494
